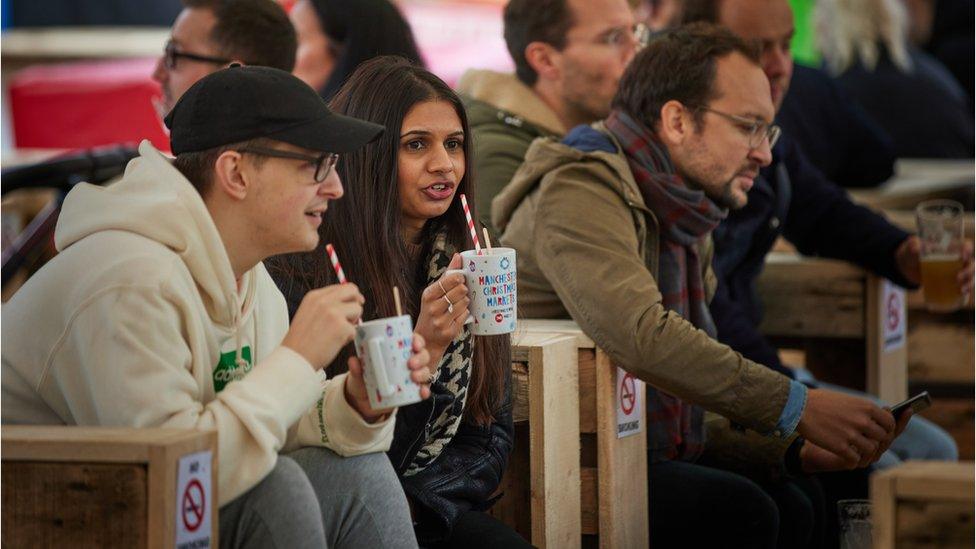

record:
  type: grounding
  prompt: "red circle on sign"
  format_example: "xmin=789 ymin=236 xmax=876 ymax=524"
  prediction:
xmin=182 ymin=478 xmax=206 ymax=532
xmin=494 ymin=313 xmax=504 ymax=323
xmin=886 ymin=292 xmax=900 ymax=331
xmin=620 ymin=374 xmax=636 ymax=415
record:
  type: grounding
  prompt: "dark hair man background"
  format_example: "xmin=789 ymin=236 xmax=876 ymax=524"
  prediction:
xmin=152 ymin=0 xmax=297 ymax=114
xmin=457 ymin=0 xmax=643 ymax=227
xmin=681 ymin=0 xmax=967 ymax=468
xmin=494 ymin=23 xmax=909 ymax=548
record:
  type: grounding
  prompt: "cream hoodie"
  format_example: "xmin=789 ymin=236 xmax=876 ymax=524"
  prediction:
xmin=2 ymin=141 xmax=395 ymax=505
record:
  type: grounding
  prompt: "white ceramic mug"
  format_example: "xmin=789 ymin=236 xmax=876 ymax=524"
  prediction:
xmin=354 ymin=315 xmax=423 ymax=410
xmin=451 ymin=248 xmax=517 ymax=335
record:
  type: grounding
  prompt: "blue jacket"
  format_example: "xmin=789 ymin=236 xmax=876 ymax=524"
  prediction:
xmin=709 ymin=132 xmax=913 ymax=378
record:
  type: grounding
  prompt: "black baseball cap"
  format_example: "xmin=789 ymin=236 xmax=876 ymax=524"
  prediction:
xmin=164 ymin=65 xmax=384 ymax=155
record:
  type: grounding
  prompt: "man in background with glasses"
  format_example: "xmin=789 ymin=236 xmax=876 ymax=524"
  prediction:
xmin=152 ymin=0 xmax=297 ymax=115
xmin=2 ymin=66 xmax=431 ymax=549
xmin=493 ymin=24 xmax=910 ymax=547
xmin=457 ymin=0 xmax=646 ymax=228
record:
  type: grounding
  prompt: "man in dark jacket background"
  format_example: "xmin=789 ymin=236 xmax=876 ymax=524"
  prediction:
xmin=683 ymin=0 xmax=969 ymax=466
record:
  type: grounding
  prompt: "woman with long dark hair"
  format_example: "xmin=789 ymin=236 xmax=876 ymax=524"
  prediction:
xmin=289 ymin=0 xmax=425 ymax=100
xmin=268 ymin=56 xmax=527 ymax=548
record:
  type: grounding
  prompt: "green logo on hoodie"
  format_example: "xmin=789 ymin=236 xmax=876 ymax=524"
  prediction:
xmin=213 ymin=346 xmax=252 ymax=393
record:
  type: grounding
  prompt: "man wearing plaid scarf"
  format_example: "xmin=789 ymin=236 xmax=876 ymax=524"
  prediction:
xmin=494 ymin=23 xmax=912 ymax=547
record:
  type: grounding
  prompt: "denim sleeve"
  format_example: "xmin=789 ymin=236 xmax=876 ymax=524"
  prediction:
xmin=770 ymin=380 xmax=808 ymax=438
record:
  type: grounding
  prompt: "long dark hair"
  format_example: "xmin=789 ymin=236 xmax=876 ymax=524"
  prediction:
xmin=308 ymin=0 xmax=425 ymax=100
xmin=269 ymin=56 xmax=508 ymax=425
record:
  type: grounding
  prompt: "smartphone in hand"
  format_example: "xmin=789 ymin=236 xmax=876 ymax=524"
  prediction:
xmin=889 ymin=391 xmax=932 ymax=419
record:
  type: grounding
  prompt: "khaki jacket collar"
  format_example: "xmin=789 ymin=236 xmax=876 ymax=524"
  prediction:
xmin=456 ymin=69 xmax=567 ymax=135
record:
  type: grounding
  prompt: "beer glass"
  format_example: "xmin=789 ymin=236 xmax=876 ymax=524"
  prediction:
xmin=916 ymin=199 xmax=964 ymax=312
xmin=837 ymin=499 xmax=872 ymax=549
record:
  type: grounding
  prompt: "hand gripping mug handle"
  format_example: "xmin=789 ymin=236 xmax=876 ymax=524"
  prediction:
xmin=368 ymin=337 xmax=396 ymax=397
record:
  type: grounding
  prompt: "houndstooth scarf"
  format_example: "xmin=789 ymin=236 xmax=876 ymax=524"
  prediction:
xmin=404 ymin=232 xmax=474 ymax=476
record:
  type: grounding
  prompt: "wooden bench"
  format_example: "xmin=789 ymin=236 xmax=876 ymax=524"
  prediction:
xmin=757 ymin=252 xmax=909 ymax=403
xmin=872 ymin=461 xmax=975 ymax=548
xmin=2 ymin=426 xmax=217 ymax=548
xmin=489 ymin=320 xmax=649 ymax=548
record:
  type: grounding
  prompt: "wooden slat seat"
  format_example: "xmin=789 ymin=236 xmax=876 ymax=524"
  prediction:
xmin=2 ymin=426 xmax=217 ymax=548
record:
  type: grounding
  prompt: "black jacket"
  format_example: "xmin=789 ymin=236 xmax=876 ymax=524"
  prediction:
xmin=777 ymin=64 xmax=896 ymax=188
xmin=388 ymin=362 xmax=515 ymax=545
xmin=709 ymin=132 xmax=913 ymax=378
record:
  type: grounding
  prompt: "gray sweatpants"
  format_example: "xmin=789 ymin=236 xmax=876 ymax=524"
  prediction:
xmin=219 ymin=447 xmax=418 ymax=549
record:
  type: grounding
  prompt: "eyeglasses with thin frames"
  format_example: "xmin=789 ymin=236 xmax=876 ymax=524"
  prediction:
xmin=164 ymin=40 xmax=234 ymax=70
xmin=236 ymin=146 xmax=340 ymax=183
xmin=600 ymin=23 xmax=651 ymax=50
xmin=695 ymin=106 xmax=781 ymax=150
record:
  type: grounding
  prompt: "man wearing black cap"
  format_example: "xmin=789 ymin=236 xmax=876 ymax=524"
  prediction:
xmin=2 ymin=66 xmax=427 ymax=548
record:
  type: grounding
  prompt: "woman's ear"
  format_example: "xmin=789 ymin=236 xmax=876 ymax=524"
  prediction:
xmin=212 ymin=150 xmax=249 ymax=201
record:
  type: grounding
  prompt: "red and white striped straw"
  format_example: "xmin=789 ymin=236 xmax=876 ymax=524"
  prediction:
xmin=326 ymin=243 xmax=347 ymax=284
xmin=459 ymin=193 xmax=482 ymax=254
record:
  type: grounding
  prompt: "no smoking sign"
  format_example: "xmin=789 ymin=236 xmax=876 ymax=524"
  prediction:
xmin=176 ymin=450 xmax=213 ymax=548
xmin=615 ymin=367 xmax=643 ymax=438
xmin=881 ymin=280 xmax=906 ymax=352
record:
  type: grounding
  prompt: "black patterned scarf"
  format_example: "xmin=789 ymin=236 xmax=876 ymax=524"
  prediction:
xmin=404 ymin=232 xmax=474 ymax=476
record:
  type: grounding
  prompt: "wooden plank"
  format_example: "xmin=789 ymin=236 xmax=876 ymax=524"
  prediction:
xmin=906 ymin=311 xmax=975 ymax=384
xmin=594 ymin=350 xmax=648 ymax=548
xmin=872 ymin=466 xmax=898 ymax=549
xmin=896 ymin=500 xmax=975 ymax=547
xmin=528 ymin=336 xmax=582 ymax=549
xmin=758 ymin=254 xmax=867 ymax=339
xmin=487 ymin=423 xmax=532 ymax=541
xmin=892 ymin=462 xmax=974 ymax=501
xmin=2 ymin=462 xmax=149 ymax=547
xmin=579 ymin=350 xmax=597 ymax=434
xmin=580 ymin=467 xmax=598 ymax=535
xmin=866 ymin=274 xmax=908 ymax=403
xmin=518 ymin=319 xmax=596 ymax=348
xmin=511 ymin=361 xmax=530 ymax=423
xmin=2 ymin=426 xmax=211 ymax=463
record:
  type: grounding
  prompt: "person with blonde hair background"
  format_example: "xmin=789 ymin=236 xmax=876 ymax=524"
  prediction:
xmin=816 ymin=0 xmax=973 ymax=158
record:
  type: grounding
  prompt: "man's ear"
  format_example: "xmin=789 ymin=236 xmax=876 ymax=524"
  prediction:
xmin=212 ymin=150 xmax=249 ymax=201
xmin=524 ymin=41 xmax=561 ymax=83
xmin=657 ymin=100 xmax=691 ymax=146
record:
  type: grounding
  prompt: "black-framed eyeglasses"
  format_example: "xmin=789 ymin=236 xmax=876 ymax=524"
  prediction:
xmin=237 ymin=146 xmax=339 ymax=182
xmin=600 ymin=23 xmax=651 ymax=50
xmin=695 ymin=106 xmax=781 ymax=150
xmin=163 ymin=40 xmax=234 ymax=70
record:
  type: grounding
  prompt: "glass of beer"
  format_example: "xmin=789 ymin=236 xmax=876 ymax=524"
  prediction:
xmin=916 ymin=199 xmax=965 ymax=312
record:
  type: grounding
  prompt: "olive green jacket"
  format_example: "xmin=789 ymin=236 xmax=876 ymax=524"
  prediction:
xmin=493 ymin=126 xmax=799 ymax=474
xmin=457 ymin=70 xmax=566 ymax=231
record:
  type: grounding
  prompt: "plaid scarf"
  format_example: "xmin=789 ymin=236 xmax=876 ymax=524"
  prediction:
xmin=605 ymin=110 xmax=727 ymax=463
